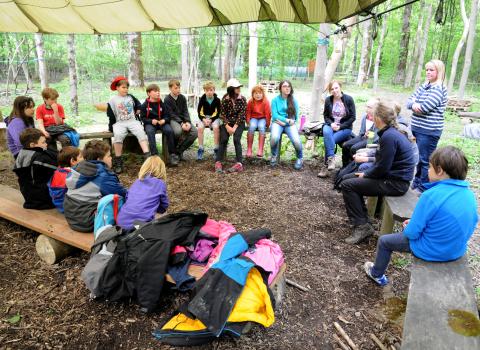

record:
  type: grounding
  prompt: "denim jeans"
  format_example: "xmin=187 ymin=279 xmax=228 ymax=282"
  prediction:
xmin=323 ymin=125 xmax=353 ymax=158
xmin=270 ymin=122 xmax=303 ymax=159
xmin=371 ymin=233 xmax=411 ymax=277
xmin=248 ymin=118 xmax=267 ymax=135
xmin=412 ymin=130 xmax=440 ymax=192
xmin=145 ymin=123 xmax=175 ymax=155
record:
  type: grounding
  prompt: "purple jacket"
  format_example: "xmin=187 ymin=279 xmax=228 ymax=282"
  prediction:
xmin=7 ymin=117 xmax=32 ymax=156
xmin=116 ymin=176 xmax=169 ymax=229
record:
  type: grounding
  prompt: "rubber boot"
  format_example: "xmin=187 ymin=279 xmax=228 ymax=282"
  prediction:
xmin=246 ymin=133 xmax=254 ymax=158
xmin=257 ymin=134 xmax=265 ymax=158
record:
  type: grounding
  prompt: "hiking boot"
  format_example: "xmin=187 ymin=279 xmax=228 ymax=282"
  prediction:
xmin=227 ymin=162 xmax=243 ymax=173
xmin=213 ymin=148 xmax=218 ymax=158
xmin=270 ymin=155 xmax=278 ymax=167
xmin=215 ymin=161 xmax=223 ymax=173
xmin=364 ymin=261 xmax=389 ymax=286
xmin=113 ymin=156 xmax=123 ymax=174
xmin=317 ymin=168 xmax=329 ymax=178
xmin=294 ymin=158 xmax=303 ymax=170
xmin=197 ymin=147 xmax=204 ymax=161
xmin=327 ymin=156 xmax=336 ymax=170
xmin=143 ymin=151 xmax=151 ymax=160
xmin=345 ymin=223 xmax=375 ymax=244
xmin=179 ymin=152 xmax=185 ymax=161
xmin=169 ymin=154 xmax=179 ymax=167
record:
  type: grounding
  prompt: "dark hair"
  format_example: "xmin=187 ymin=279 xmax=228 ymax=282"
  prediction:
xmin=146 ymin=84 xmax=160 ymax=93
xmin=226 ymin=86 xmax=237 ymax=100
xmin=278 ymin=80 xmax=296 ymax=118
xmin=82 ymin=140 xmax=110 ymax=161
xmin=10 ymin=96 xmax=35 ymax=127
xmin=19 ymin=128 xmax=43 ymax=148
xmin=430 ymin=146 xmax=468 ymax=180
xmin=58 ymin=146 xmax=81 ymax=167
xmin=116 ymin=80 xmax=129 ymax=88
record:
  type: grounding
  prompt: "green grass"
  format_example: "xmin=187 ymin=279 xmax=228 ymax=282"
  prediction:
xmin=391 ymin=255 xmax=412 ymax=269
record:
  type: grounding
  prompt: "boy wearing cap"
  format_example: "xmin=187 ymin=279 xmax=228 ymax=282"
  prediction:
xmin=163 ymin=79 xmax=198 ymax=159
xmin=215 ymin=78 xmax=247 ymax=173
xmin=107 ymin=76 xmax=150 ymax=174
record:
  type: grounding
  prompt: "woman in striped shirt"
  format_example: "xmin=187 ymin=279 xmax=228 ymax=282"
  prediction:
xmin=406 ymin=59 xmax=448 ymax=193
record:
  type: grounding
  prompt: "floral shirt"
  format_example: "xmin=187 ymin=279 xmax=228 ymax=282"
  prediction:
xmin=220 ymin=95 xmax=247 ymax=126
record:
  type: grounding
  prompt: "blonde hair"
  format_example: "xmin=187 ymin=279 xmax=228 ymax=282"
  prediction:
xmin=373 ymin=100 xmax=398 ymax=129
xmin=203 ymin=81 xmax=215 ymax=90
xmin=138 ymin=156 xmax=167 ymax=181
xmin=393 ymin=101 xmax=401 ymax=116
xmin=426 ymin=59 xmax=446 ymax=86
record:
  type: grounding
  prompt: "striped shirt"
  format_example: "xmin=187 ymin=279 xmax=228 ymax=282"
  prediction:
xmin=406 ymin=82 xmax=448 ymax=136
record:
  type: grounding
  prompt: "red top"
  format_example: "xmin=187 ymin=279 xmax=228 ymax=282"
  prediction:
xmin=36 ymin=103 xmax=65 ymax=127
xmin=246 ymin=98 xmax=271 ymax=126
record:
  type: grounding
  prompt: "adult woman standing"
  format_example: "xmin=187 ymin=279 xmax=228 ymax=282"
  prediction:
xmin=340 ymin=100 xmax=416 ymax=244
xmin=6 ymin=96 xmax=35 ymax=158
xmin=215 ymin=78 xmax=247 ymax=173
xmin=406 ymin=59 xmax=448 ymax=193
xmin=318 ymin=80 xmax=356 ymax=178
xmin=270 ymin=80 xmax=303 ymax=170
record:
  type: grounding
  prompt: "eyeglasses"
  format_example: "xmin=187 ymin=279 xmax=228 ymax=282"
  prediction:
xmin=282 ymin=85 xmax=291 ymax=88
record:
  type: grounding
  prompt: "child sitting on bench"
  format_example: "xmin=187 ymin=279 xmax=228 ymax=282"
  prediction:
xmin=364 ymin=146 xmax=478 ymax=286
xmin=116 ymin=155 xmax=169 ymax=230
xmin=48 ymin=146 xmax=83 ymax=213
xmin=64 ymin=140 xmax=127 ymax=233
xmin=13 ymin=128 xmax=58 ymax=209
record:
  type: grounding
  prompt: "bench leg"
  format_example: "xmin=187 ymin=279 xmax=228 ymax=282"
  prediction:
xmin=35 ymin=234 xmax=75 ymax=265
xmin=367 ymin=196 xmax=378 ymax=218
xmin=379 ymin=202 xmax=394 ymax=235
xmin=161 ymin=134 xmax=169 ymax=164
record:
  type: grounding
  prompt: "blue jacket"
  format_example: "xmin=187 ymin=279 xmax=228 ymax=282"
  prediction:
xmin=363 ymin=126 xmax=415 ymax=182
xmin=404 ymin=179 xmax=478 ymax=261
xmin=271 ymin=95 xmax=299 ymax=124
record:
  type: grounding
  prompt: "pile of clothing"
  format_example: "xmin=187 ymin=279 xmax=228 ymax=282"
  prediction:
xmin=81 ymin=213 xmax=285 ymax=344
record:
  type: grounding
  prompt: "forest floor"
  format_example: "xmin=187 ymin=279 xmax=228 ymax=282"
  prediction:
xmin=0 ymin=86 xmax=479 ymax=349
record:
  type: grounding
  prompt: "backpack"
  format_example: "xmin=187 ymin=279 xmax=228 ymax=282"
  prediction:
xmin=94 ymin=194 xmax=125 ymax=238
xmin=303 ymin=121 xmax=324 ymax=138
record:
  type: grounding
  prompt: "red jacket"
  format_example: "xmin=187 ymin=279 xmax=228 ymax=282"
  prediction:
xmin=246 ymin=98 xmax=271 ymax=127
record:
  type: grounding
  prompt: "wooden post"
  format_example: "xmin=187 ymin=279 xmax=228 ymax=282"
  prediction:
xmin=36 ymin=234 xmax=75 ymax=264
xmin=367 ymin=196 xmax=378 ymax=218
xmin=0 ymin=122 xmax=7 ymax=152
xmin=379 ymin=202 xmax=394 ymax=235
xmin=161 ymin=134 xmax=169 ymax=163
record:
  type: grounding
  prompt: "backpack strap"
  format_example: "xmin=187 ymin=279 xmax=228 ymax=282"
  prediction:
xmin=113 ymin=194 xmax=119 ymax=222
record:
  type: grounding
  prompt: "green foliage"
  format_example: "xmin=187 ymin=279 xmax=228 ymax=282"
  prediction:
xmin=392 ymin=254 xmax=411 ymax=269
xmin=7 ymin=313 xmax=22 ymax=324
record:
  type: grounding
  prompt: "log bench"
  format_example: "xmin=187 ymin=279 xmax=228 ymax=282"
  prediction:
xmin=401 ymin=255 xmax=480 ymax=349
xmin=79 ymin=130 xmax=169 ymax=163
xmin=0 ymin=185 xmax=286 ymax=301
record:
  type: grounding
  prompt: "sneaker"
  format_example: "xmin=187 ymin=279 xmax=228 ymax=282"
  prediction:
xmin=270 ymin=156 xmax=278 ymax=167
xmin=317 ymin=168 xmax=329 ymax=178
xmin=364 ymin=261 xmax=389 ymax=286
xmin=169 ymin=154 xmax=179 ymax=167
xmin=197 ymin=148 xmax=204 ymax=161
xmin=294 ymin=158 xmax=303 ymax=170
xmin=215 ymin=161 xmax=223 ymax=173
xmin=227 ymin=162 xmax=243 ymax=173
xmin=327 ymin=156 xmax=336 ymax=170
xmin=178 ymin=152 xmax=185 ymax=161
xmin=213 ymin=148 xmax=218 ymax=157
xmin=345 ymin=223 xmax=375 ymax=244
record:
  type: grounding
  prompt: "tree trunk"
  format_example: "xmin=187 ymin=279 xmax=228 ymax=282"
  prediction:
xmin=324 ymin=17 xmax=356 ymax=90
xmin=67 ymin=34 xmax=79 ymax=116
xmin=217 ymin=28 xmax=223 ymax=80
xmin=34 ymin=33 xmax=48 ymax=89
xmin=414 ymin=4 xmax=434 ymax=86
xmin=447 ymin=0 xmax=469 ymax=92
xmin=310 ymin=24 xmax=330 ymax=122
xmin=179 ymin=29 xmax=190 ymax=90
xmin=458 ymin=0 xmax=479 ymax=98
xmin=347 ymin=29 xmax=359 ymax=82
xmin=404 ymin=1 xmax=425 ymax=88
xmin=188 ymin=28 xmax=199 ymax=95
xmin=229 ymin=25 xmax=241 ymax=78
xmin=248 ymin=22 xmax=258 ymax=91
xmin=393 ymin=3 xmax=413 ymax=84
xmin=14 ymin=35 xmax=33 ymax=91
xmin=373 ymin=9 xmax=389 ymax=92
xmin=127 ymin=32 xmax=144 ymax=88
xmin=356 ymin=19 xmax=372 ymax=86
xmin=222 ymin=27 xmax=232 ymax=84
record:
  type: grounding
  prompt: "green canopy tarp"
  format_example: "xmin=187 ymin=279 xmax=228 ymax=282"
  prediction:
xmin=0 ymin=0 xmax=387 ymax=34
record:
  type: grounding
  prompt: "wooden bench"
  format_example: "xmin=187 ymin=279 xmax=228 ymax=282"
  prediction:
xmin=458 ymin=111 xmax=480 ymax=122
xmin=402 ymin=256 xmax=480 ymax=349
xmin=79 ymin=131 xmax=169 ymax=163
xmin=0 ymin=184 xmax=286 ymax=299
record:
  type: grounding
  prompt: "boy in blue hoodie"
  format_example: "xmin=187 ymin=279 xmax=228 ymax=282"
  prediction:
xmin=64 ymin=140 xmax=127 ymax=232
xmin=364 ymin=146 xmax=478 ymax=286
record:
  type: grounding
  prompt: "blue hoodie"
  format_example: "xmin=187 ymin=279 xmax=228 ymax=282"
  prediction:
xmin=404 ymin=179 xmax=478 ymax=261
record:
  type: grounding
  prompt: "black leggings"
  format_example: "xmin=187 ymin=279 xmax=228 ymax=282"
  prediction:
xmin=216 ymin=123 xmax=245 ymax=163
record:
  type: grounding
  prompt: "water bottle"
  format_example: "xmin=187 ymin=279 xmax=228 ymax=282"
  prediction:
xmin=299 ymin=114 xmax=306 ymax=131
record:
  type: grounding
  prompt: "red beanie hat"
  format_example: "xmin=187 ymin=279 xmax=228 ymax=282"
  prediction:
xmin=110 ymin=76 xmax=128 ymax=91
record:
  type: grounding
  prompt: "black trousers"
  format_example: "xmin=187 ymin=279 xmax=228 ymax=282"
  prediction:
xmin=341 ymin=177 xmax=410 ymax=226
xmin=341 ymin=136 xmax=367 ymax=167
xmin=216 ymin=123 xmax=245 ymax=163
xmin=145 ymin=123 xmax=175 ymax=156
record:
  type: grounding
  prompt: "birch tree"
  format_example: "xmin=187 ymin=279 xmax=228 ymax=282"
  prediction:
xmin=356 ymin=19 xmax=372 ymax=86
xmin=393 ymin=3 xmax=412 ymax=84
xmin=414 ymin=4 xmax=433 ymax=86
xmin=67 ymin=34 xmax=79 ymax=116
xmin=310 ymin=23 xmax=330 ymax=122
xmin=373 ymin=10 xmax=390 ymax=92
xmin=447 ymin=0 xmax=469 ymax=92
xmin=248 ymin=22 xmax=258 ymax=91
xmin=404 ymin=1 xmax=425 ymax=88
xmin=179 ymin=28 xmax=190 ymax=90
xmin=458 ymin=0 xmax=479 ymax=98
xmin=127 ymin=32 xmax=144 ymax=87
xmin=34 ymin=33 xmax=48 ymax=89
xmin=14 ymin=35 xmax=33 ymax=91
